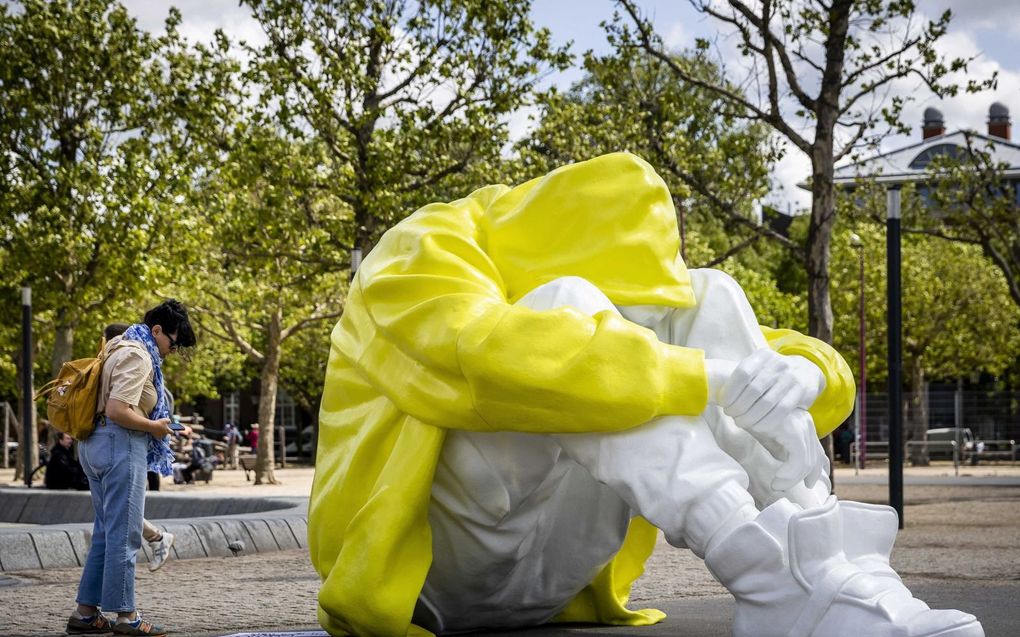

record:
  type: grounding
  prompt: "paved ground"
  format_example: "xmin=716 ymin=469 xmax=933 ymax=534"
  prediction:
xmin=0 ymin=465 xmax=1017 ymax=636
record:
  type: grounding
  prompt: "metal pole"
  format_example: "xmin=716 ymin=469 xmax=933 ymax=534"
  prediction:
xmin=350 ymin=247 xmax=363 ymax=283
xmin=954 ymin=378 xmax=963 ymax=477
xmin=3 ymin=403 xmax=9 ymax=469
xmin=278 ymin=425 xmax=286 ymax=469
xmin=858 ymin=242 xmax=868 ymax=469
xmin=21 ymin=287 xmax=33 ymax=488
xmin=678 ymin=200 xmax=687 ymax=262
xmin=853 ymin=394 xmax=861 ymax=475
xmin=886 ymin=188 xmax=904 ymax=528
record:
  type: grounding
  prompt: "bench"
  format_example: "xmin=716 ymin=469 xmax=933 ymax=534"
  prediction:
xmin=239 ymin=454 xmax=258 ymax=481
xmin=974 ymin=439 xmax=1017 ymax=465
xmin=850 ymin=440 xmax=889 ymax=466
xmin=238 ymin=453 xmax=289 ymax=480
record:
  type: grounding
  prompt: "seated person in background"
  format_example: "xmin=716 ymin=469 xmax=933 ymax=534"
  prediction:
xmin=180 ymin=440 xmax=213 ymax=484
xmin=45 ymin=432 xmax=88 ymax=490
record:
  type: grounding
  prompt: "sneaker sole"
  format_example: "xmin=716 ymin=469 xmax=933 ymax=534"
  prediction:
xmin=923 ymin=621 xmax=984 ymax=637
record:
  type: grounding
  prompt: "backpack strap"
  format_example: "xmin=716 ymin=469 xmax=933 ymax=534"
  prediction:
xmin=34 ymin=377 xmax=63 ymax=400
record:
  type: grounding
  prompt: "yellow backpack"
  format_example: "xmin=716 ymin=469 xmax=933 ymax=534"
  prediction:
xmin=38 ymin=338 xmax=106 ymax=441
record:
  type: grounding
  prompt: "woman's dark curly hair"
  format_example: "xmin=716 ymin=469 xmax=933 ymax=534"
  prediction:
xmin=143 ymin=299 xmax=197 ymax=348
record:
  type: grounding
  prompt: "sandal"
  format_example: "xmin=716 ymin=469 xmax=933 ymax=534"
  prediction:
xmin=66 ymin=612 xmax=113 ymax=634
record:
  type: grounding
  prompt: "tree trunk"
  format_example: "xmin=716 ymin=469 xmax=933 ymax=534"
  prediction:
xmin=51 ymin=322 xmax=75 ymax=380
xmin=907 ymin=356 xmax=929 ymax=465
xmin=806 ymin=149 xmax=837 ymax=344
xmin=807 ymin=141 xmax=839 ymax=485
xmin=254 ymin=311 xmax=283 ymax=485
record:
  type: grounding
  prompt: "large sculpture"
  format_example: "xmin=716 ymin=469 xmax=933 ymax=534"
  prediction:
xmin=309 ymin=153 xmax=983 ymax=637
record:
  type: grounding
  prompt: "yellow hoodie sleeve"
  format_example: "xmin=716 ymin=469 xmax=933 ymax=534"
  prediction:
xmin=355 ymin=194 xmax=708 ymax=435
xmin=762 ymin=326 xmax=856 ymax=437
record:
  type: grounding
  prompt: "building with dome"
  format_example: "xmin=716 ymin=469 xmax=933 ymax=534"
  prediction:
xmin=830 ymin=103 xmax=1020 ymax=187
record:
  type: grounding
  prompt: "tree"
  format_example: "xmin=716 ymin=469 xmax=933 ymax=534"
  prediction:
xmin=187 ymin=124 xmax=345 ymax=484
xmin=518 ymin=45 xmax=780 ymax=267
xmin=917 ymin=132 xmax=1020 ymax=310
xmin=244 ymin=0 xmax=570 ymax=263
xmin=619 ymin=0 xmax=992 ymax=344
xmin=0 ymin=0 xmax=236 ymax=379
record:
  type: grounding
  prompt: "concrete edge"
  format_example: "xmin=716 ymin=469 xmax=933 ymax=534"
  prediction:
xmin=0 ymin=510 xmax=308 ymax=573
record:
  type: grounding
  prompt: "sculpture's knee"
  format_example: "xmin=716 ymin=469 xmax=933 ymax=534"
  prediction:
xmin=516 ymin=276 xmax=617 ymax=315
xmin=688 ymin=268 xmax=754 ymax=315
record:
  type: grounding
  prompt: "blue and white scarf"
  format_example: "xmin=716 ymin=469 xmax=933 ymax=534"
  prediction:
xmin=121 ymin=323 xmax=175 ymax=476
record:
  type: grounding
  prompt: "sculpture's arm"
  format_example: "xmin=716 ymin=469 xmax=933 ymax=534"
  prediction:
xmin=760 ymin=326 xmax=857 ymax=437
xmin=355 ymin=201 xmax=710 ymax=435
xmin=455 ymin=302 xmax=708 ymax=433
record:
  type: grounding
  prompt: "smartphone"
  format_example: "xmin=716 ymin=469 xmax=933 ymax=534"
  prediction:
xmin=169 ymin=418 xmax=186 ymax=432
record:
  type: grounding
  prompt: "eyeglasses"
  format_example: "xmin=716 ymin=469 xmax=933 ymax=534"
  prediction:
xmin=166 ymin=332 xmax=179 ymax=353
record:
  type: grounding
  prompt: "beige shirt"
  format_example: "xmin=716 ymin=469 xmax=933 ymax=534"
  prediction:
xmin=97 ymin=336 xmax=158 ymax=419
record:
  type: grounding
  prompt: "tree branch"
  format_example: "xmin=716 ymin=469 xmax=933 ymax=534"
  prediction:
xmin=695 ymin=233 xmax=763 ymax=268
xmin=618 ymin=0 xmax=811 ymax=153
xmin=722 ymin=0 xmax=817 ymax=111
xmin=280 ymin=308 xmax=344 ymax=341
xmin=197 ymin=291 xmax=266 ymax=364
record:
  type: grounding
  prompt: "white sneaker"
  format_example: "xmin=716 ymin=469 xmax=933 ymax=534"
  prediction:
xmin=148 ymin=532 xmax=175 ymax=572
xmin=704 ymin=497 xmax=984 ymax=637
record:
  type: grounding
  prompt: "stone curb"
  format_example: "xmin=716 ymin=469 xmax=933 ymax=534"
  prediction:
xmin=0 ymin=513 xmax=308 ymax=572
xmin=0 ymin=491 xmax=309 ymax=573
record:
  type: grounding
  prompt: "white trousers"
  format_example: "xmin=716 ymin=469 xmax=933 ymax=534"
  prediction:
xmin=415 ymin=270 xmax=829 ymax=633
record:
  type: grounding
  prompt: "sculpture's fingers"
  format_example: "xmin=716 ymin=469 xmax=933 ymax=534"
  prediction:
xmin=734 ymin=379 xmax=801 ymax=431
xmin=719 ymin=349 xmax=773 ymax=411
xmin=769 ymin=414 xmax=813 ymax=491
xmin=804 ymin=421 xmax=824 ymax=489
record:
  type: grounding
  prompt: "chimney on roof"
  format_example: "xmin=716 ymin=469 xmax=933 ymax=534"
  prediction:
xmin=988 ymin=102 xmax=1011 ymax=140
xmin=922 ymin=107 xmax=945 ymax=139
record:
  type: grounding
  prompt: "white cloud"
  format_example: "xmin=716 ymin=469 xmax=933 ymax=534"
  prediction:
xmin=922 ymin=0 xmax=1020 ymax=36
xmin=663 ymin=21 xmax=690 ymax=49
xmin=870 ymin=23 xmax=1020 ymax=155
xmin=120 ymin=0 xmax=265 ymax=47
xmin=506 ymin=103 xmax=541 ymax=144
xmin=765 ymin=143 xmax=813 ymax=214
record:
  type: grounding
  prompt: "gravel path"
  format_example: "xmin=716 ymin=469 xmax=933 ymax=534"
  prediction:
xmin=3 ymin=479 xmax=1017 ymax=636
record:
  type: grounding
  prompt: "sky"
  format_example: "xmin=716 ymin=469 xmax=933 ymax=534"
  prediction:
xmin=119 ymin=0 xmax=1020 ymax=213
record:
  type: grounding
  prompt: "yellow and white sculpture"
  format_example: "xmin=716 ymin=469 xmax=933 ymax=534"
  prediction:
xmin=309 ymin=153 xmax=983 ymax=637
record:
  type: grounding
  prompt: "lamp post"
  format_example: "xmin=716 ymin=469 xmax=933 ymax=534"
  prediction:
xmin=21 ymin=287 xmax=33 ymax=487
xmin=849 ymin=233 xmax=867 ymax=470
xmin=886 ymin=187 xmax=904 ymax=529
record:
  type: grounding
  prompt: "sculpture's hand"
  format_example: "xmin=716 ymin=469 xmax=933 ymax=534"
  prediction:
xmin=705 ymin=358 xmax=737 ymax=404
xmin=718 ymin=349 xmax=826 ymax=489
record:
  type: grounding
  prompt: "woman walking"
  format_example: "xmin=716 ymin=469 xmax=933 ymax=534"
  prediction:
xmin=66 ymin=300 xmax=196 ymax=636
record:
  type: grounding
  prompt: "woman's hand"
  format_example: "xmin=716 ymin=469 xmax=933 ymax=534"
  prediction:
xmin=150 ymin=418 xmax=173 ymax=437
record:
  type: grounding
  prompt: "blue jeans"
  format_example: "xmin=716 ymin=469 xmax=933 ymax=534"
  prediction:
xmin=75 ymin=418 xmax=148 ymax=612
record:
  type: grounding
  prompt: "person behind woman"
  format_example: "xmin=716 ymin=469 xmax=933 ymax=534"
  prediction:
xmin=44 ymin=432 xmax=88 ymax=490
xmin=67 ymin=301 xmax=195 ymax=636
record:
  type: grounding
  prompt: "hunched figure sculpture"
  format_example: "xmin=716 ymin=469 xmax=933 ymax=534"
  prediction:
xmin=308 ymin=153 xmax=984 ymax=637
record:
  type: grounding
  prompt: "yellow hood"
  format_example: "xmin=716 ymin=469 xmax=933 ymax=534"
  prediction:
xmin=484 ymin=152 xmax=694 ymax=306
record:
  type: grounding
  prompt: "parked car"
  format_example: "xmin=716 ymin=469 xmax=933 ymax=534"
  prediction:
xmin=283 ymin=428 xmax=315 ymax=459
xmin=924 ymin=427 xmax=975 ymax=462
